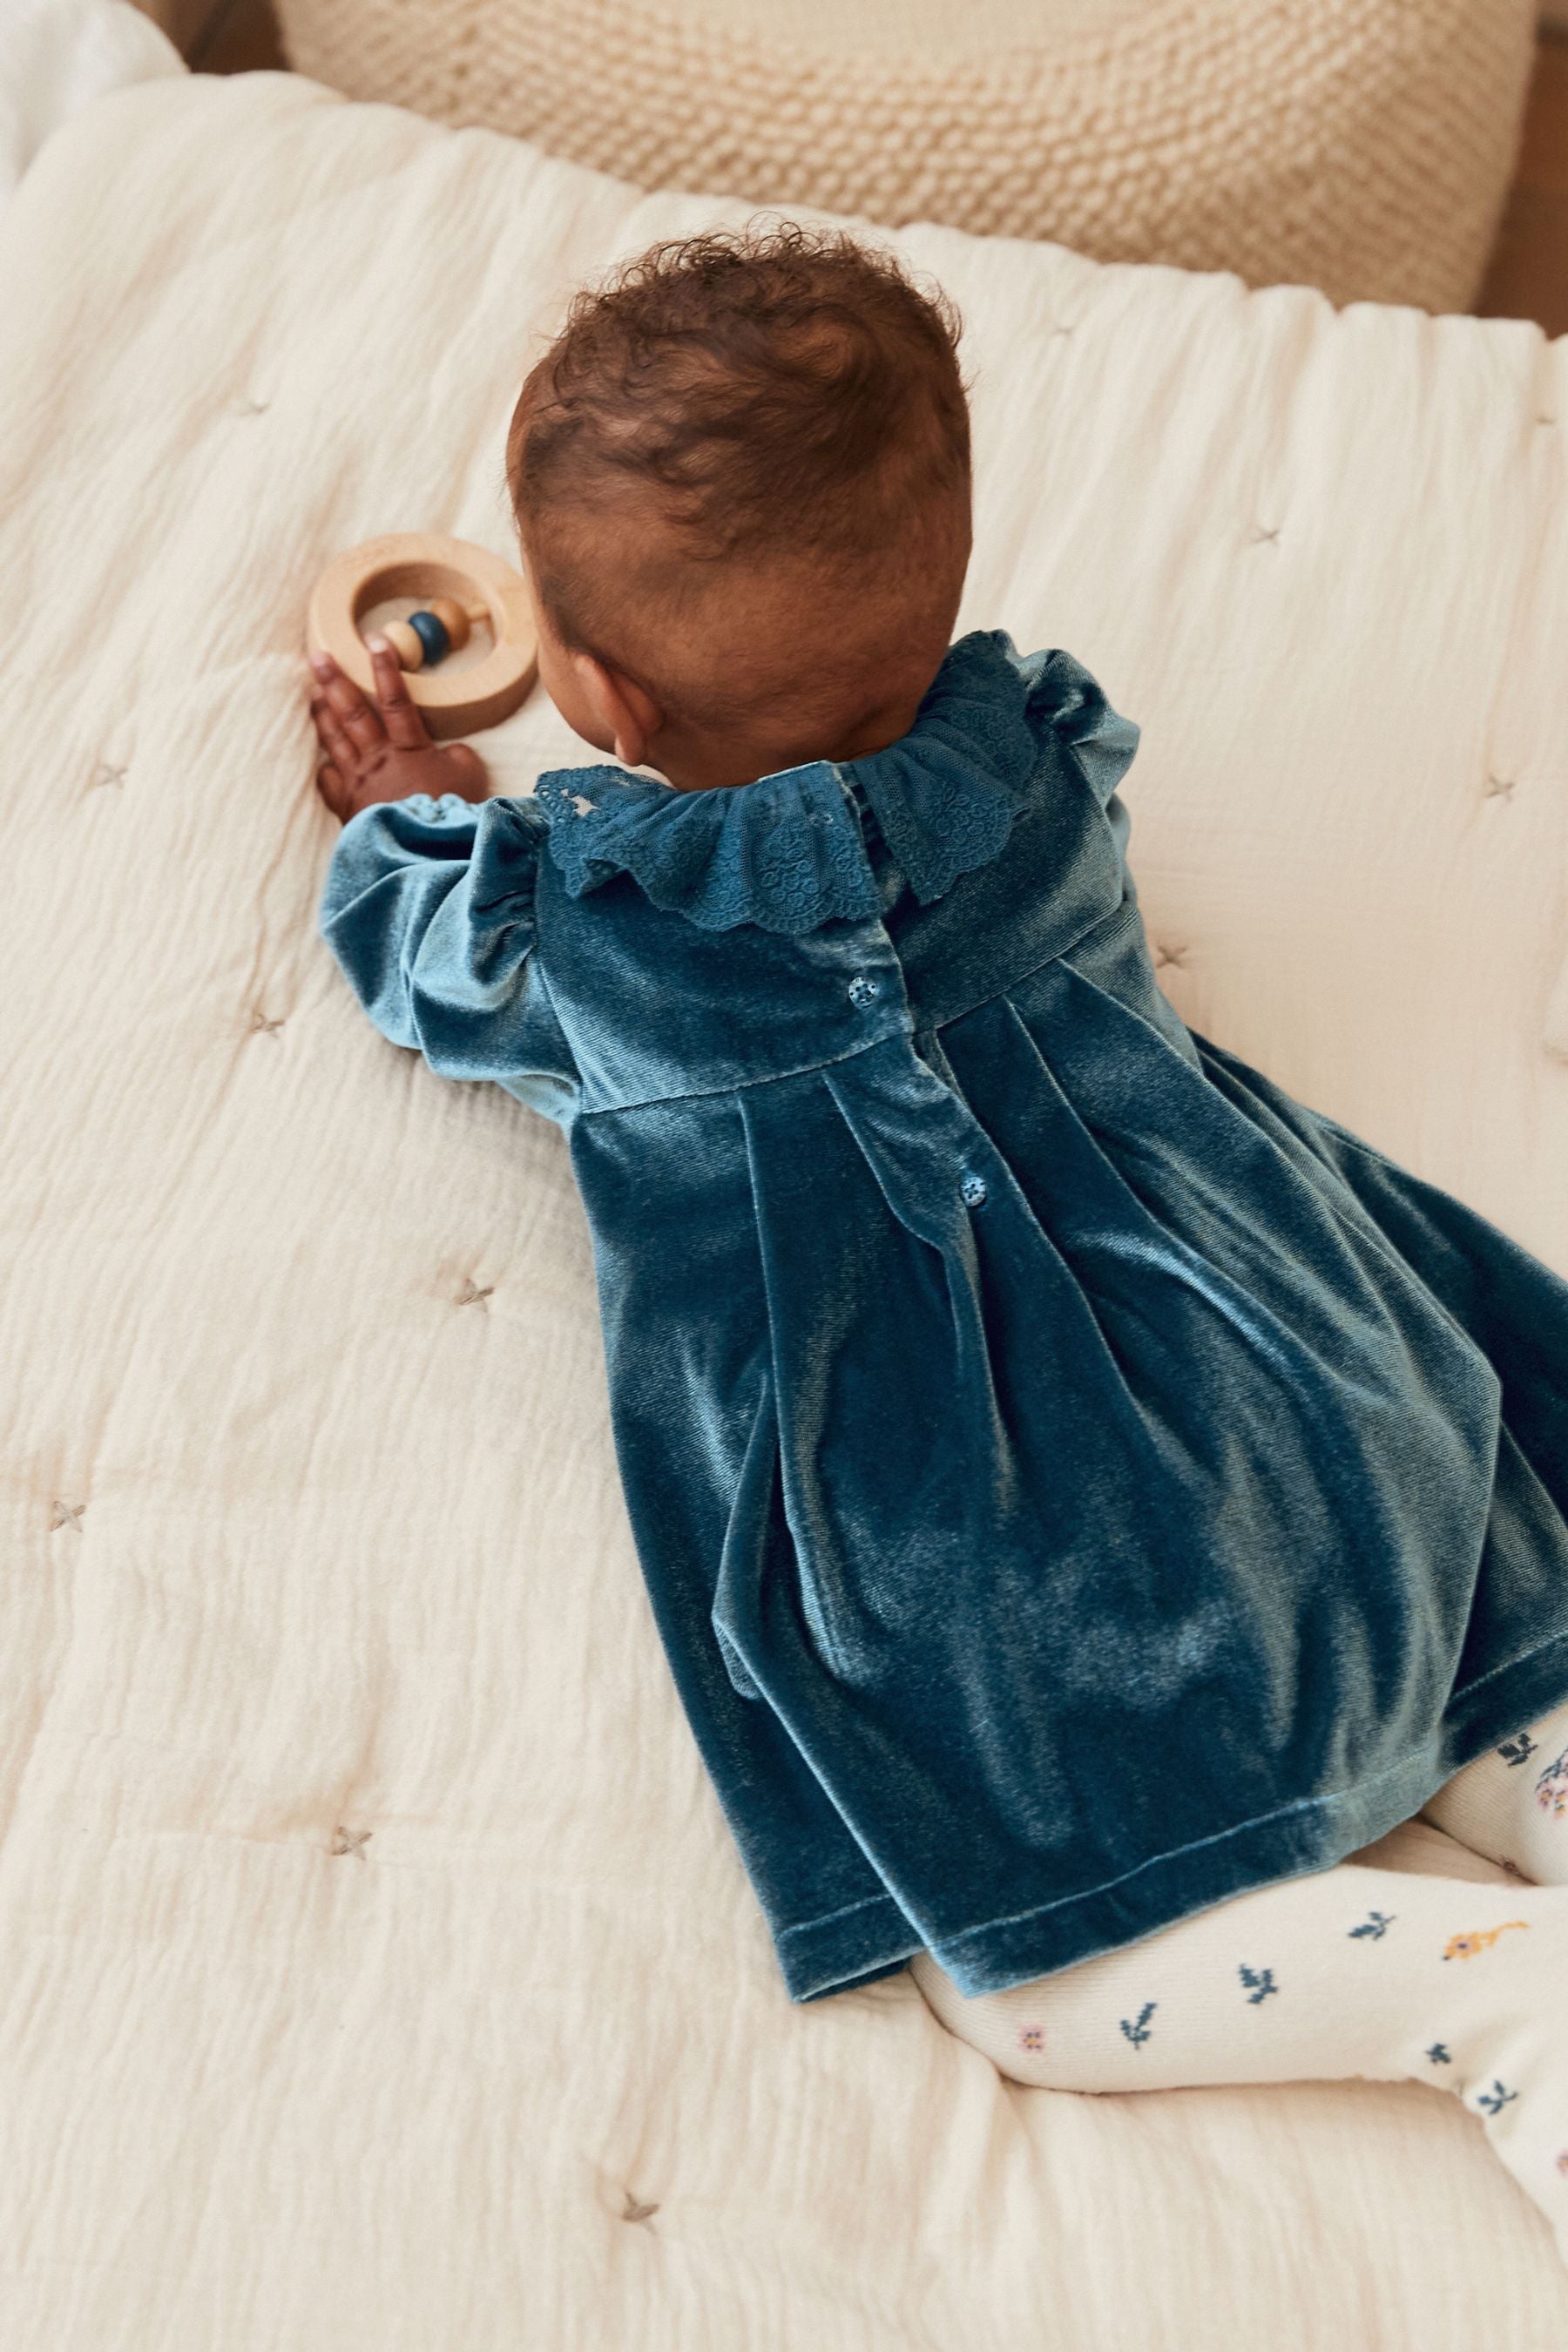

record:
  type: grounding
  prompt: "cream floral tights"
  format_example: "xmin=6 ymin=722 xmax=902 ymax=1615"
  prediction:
xmin=910 ymin=1700 xmax=1568 ymax=2263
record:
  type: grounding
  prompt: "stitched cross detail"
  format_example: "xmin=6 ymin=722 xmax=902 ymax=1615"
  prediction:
xmin=1483 ymin=773 xmax=1517 ymax=799
xmin=1251 ymin=524 xmax=1282 ymax=545
xmin=331 ymin=1827 xmax=371 ymax=1860
xmin=620 ymin=2192 xmax=659 ymax=2224
xmin=1154 ymin=943 xmax=1188 ymax=970
xmin=455 ymin=1279 xmax=493 ymax=1308
xmin=50 ymin=1500 xmax=85 ymax=1532
xmin=251 ymin=1012 xmax=286 ymax=1037
xmin=89 ymin=762 xmax=127 ymax=790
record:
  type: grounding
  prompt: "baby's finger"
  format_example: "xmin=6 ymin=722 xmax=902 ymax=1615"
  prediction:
xmin=310 ymin=695 xmax=357 ymax=778
xmin=311 ymin=650 xmax=385 ymax=755
xmin=315 ymin=760 xmax=353 ymax=822
xmin=368 ymin=638 xmax=432 ymax=751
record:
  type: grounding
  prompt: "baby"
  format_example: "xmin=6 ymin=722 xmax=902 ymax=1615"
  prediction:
xmin=310 ymin=225 xmax=1568 ymax=2264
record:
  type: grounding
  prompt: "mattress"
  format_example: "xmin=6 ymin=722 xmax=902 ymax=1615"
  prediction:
xmin=3 ymin=63 xmax=1568 ymax=2350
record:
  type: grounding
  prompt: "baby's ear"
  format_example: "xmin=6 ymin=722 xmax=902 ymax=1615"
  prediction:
xmin=573 ymin=650 xmax=661 ymax=772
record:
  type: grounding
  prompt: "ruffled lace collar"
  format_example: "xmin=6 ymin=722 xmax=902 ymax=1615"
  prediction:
xmin=532 ymin=631 xmax=1108 ymax=935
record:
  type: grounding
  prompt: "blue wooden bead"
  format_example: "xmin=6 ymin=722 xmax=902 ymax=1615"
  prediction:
xmin=407 ymin=608 xmax=451 ymax=666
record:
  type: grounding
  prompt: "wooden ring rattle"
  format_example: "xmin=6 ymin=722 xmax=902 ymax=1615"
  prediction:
xmin=307 ymin=532 xmax=537 ymax=740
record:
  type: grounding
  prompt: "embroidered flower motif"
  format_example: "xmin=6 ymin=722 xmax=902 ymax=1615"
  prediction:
xmin=1425 ymin=2043 xmax=1452 ymax=2065
xmin=1119 ymin=2001 xmax=1156 ymax=2048
xmin=1348 ymin=1910 xmax=1395 ymax=1940
xmin=1533 ymin=1744 xmax=1568 ymax=1817
xmin=1239 ymin=1964 xmax=1278 ymax=2004
xmin=1476 ymin=2080 xmax=1517 ymax=2116
xmin=1498 ymin=1733 xmax=1539 ymax=1767
xmin=1442 ymin=1923 xmax=1530 ymax=1961
xmin=1018 ymin=2026 xmax=1045 ymax=2053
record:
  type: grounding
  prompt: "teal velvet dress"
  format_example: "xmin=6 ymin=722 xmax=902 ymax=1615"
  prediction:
xmin=320 ymin=632 xmax=1568 ymax=2002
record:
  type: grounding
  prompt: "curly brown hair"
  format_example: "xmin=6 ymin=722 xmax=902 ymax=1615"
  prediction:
xmin=508 ymin=221 xmax=970 ymax=664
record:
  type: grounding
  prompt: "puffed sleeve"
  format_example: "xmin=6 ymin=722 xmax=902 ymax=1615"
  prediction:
xmin=320 ymin=792 xmax=566 ymax=1095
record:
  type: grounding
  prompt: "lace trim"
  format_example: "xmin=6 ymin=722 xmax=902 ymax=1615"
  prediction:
xmin=535 ymin=759 xmax=881 ymax=934
xmin=846 ymin=632 xmax=1139 ymax=905
xmin=531 ymin=632 xmax=1139 ymax=934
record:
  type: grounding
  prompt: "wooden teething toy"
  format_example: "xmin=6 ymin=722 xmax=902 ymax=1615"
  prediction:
xmin=307 ymin=533 xmax=537 ymax=739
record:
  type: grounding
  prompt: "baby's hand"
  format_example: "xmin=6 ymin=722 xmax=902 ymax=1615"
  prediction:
xmin=310 ymin=639 xmax=489 ymax=822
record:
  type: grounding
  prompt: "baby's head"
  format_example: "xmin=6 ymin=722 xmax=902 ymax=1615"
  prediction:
xmin=507 ymin=223 xmax=971 ymax=793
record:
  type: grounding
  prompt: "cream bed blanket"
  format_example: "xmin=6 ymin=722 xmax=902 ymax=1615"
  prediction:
xmin=4 ymin=70 xmax=1568 ymax=2349
xmin=0 ymin=0 xmax=179 ymax=204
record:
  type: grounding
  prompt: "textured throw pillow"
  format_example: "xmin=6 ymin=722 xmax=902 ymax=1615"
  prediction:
xmin=275 ymin=0 xmax=1535 ymax=312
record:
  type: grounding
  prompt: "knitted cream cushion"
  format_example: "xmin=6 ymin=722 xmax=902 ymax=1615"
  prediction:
xmin=274 ymin=0 xmax=1535 ymax=312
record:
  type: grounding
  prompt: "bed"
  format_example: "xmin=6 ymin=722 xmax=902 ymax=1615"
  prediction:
xmin=3 ymin=53 xmax=1568 ymax=2350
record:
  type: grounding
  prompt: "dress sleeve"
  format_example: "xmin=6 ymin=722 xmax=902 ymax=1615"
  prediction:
xmin=319 ymin=792 xmax=558 ymax=1088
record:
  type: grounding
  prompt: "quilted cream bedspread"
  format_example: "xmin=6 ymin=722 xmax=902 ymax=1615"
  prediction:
xmin=4 ymin=68 xmax=1568 ymax=2349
